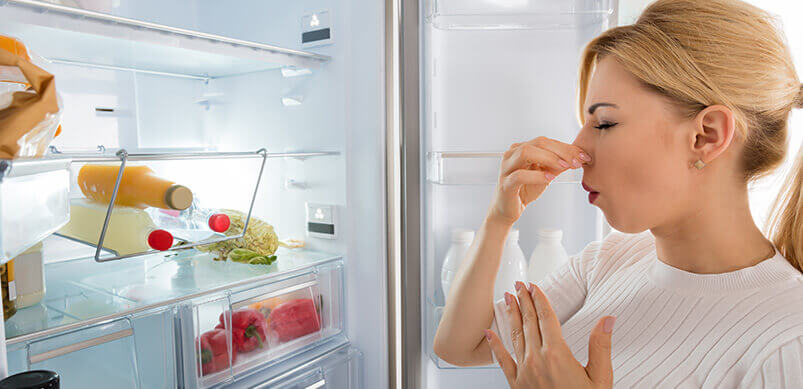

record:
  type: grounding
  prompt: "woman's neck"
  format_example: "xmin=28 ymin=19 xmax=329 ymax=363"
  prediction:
xmin=650 ymin=189 xmax=775 ymax=275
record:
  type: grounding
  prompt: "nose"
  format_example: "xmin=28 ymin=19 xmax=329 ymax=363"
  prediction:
xmin=572 ymin=127 xmax=594 ymax=164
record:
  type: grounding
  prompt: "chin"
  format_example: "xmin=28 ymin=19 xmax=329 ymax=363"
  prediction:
xmin=602 ymin=212 xmax=649 ymax=234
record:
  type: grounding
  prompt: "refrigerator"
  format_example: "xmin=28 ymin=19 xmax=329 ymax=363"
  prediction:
xmin=0 ymin=0 xmax=385 ymax=388
xmin=11 ymin=0 xmax=796 ymax=388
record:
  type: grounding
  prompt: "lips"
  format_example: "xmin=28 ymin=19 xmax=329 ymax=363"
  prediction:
xmin=582 ymin=182 xmax=600 ymax=204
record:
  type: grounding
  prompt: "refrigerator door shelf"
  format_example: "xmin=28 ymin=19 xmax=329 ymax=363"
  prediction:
xmin=427 ymin=0 xmax=617 ymax=31
xmin=178 ymin=262 xmax=345 ymax=388
xmin=0 ymin=0 xmax=330 ymax=80
xmin=424 ymin=298 xmax=497 ymax=370
xmin=0 ymin=158 xmax=70 ymax=264
xmin=426 ymin=151 xmax=582 ymax=186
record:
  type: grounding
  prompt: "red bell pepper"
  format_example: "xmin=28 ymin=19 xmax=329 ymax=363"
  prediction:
xmin=218 ymin=308 xmax=268 ymax=353
xmin=268 ymin=298 xmax=322 ymax=343
xmin=197 ymin=328 xmax=235 ymax=376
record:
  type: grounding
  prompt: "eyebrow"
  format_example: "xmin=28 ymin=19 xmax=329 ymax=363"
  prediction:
xmin=588 ymin=103 xmax=619 ymax=115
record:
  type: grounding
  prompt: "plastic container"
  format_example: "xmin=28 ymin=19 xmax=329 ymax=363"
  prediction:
xmin=77 ymin=164 xmax=193 ymax=210
xmin=493 ymin=229 xmax=527 ymax=301
xmin=146 ymin=199 xmax=231 ymax=243
xmin=13 ymin=242 xmax=44 ymax=308
xmin=440 ymin=228 xmax=474 ymax=302
xmin=527 ymin=228 xmax=569 ymax=282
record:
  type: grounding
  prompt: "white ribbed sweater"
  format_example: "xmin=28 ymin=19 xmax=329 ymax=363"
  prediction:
xmin=492 ymin=230 xmax=803 ymax=388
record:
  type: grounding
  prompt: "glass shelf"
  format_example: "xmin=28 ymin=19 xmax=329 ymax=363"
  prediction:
xmin=5 ymin=236 xmax=343 ymax=343
xmin=426 ymin=151 xmax=582 ymax=185
xmin=427 ymin=0 xmax=616 ymax=30
xmin=0 ymin=0 xmax=330 ymax=80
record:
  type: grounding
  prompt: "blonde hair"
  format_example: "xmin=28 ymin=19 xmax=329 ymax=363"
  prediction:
xmin=577 ymin=0 xmax=803 ymax=271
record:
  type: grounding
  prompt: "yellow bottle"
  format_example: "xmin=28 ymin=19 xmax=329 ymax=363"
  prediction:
xmin=78 ymin=165 xmax=193 ymax=210
xmin=59 ymin=199 xmax=174 ymax=255
xmin=1 ymin=259 xmax=16 ymax=321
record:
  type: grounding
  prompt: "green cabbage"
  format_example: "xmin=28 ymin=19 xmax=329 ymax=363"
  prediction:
xmin=198 ymin=209 xmax=279 ymax=261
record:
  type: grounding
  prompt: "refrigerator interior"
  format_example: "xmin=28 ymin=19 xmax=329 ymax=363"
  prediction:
xmin=419 ymin=0 xmax=617 ymax=387
xmin=0 ymin=0 xmax=386 ymax=387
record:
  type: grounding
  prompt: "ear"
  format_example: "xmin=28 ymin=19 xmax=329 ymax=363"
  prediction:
xmin=690 ymin=105 xmax=736 ymax=166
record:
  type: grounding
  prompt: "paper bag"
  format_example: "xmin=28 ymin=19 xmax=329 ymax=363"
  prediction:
xmin=0 ymin=48 xmax=60 ymax=159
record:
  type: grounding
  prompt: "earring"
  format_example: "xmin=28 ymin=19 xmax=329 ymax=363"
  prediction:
xmin=693 ymin=159 xmax=706 ymax=170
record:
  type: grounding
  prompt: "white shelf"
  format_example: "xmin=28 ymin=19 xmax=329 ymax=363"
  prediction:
xmin=427 ymin=0 xmax=616 ymax=30
xmin=5 ymin=241 xmax=343 ymax=343
xmin=426 ymin=151 xmax=582 ymax=185
xmin=0 ymin=0 xmax=330 ymax=80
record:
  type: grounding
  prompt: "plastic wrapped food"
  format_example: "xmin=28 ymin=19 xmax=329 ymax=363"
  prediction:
xmin=0 ymin=35 xmax=62 ymax=159
xmin=197 ymin=209 xmax=279 ymax=261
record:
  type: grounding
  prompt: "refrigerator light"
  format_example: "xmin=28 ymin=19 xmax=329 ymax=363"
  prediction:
xmin=281 ymin=96 xmax=304 ymax=106
xmin=281 ymin=67 xmax=313 ymax=78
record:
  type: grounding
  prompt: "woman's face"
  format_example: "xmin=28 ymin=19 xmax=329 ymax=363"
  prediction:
xmin=572 ymin=57 xmax=697 ymax=233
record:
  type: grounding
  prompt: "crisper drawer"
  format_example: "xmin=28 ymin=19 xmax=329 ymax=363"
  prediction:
xmin=5 ymin=306 xmax=176 ymax=389
xmin=256 ymin=346 xmax=362 ymax=389
xmin=177 ymin=261 xmax=345 ymax=388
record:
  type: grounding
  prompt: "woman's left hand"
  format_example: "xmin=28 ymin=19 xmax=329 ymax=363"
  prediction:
xmin=485 ymin=281 xmax=616 ymax=389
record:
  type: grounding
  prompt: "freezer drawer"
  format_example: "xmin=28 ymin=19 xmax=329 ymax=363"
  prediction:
xmin=6 ymin=306 xmax=176 ymax=389
xmin=177 ymin=261 xmax=345 ymax=388
xmin=239 ymin=344 xmax=362 ymax=389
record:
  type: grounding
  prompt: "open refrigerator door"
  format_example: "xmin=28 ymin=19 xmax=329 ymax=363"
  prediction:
xmin=411 ymin=0 xmax=618 ymax=387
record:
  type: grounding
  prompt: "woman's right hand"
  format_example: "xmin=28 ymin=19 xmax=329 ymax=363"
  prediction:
xmin=488 ymin=136 xmax=591 ymax=225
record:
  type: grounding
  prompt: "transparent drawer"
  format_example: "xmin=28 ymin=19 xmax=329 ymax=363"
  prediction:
xmin=29 ymin=319 xmax=139 ymax=388
xmin=259 ymin=346 xmax=362 ymax=389
xmin=0 ymin=158 xmax=71 ymax=263
xmin=178 ymin=262 xmax=345 ymax=388
xmin=6 ymin=306 xmax=176 ymax=389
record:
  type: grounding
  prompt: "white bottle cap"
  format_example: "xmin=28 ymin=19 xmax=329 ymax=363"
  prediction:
xmin=537 ymin=228 xmax=563 ymax=241
xmin=508 ymin=229 xmax=520 ymax=242
xmin=451 ymin=228 xmax=475 ymax=242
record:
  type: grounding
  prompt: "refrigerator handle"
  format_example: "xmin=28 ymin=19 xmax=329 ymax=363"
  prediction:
xmin=27 ymin=328 xmax=134 ymax=364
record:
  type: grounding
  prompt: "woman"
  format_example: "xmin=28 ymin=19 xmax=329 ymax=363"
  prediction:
xmin=433 ymin=0 xmax=803 ymax=387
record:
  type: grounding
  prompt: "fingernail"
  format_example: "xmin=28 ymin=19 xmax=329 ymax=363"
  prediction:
xmin=484 ymin=329 xmax=492 ymax=341
xmin=558 ymin=159 xmax=570 ymax=169
xmin=603 ymin=317 xmax=616 ymax=334
xmin=579 ymin=153 xmax=592 ymax=162
xmin=515 ymin=281 xmax=526 ymax=292
xmin=544 ymin=173 xmax=556 ymax=181
xmin=572 ymin=158 xmax=582 ymax=168
xmin=504 ymin=292 xmax=513 ymax=306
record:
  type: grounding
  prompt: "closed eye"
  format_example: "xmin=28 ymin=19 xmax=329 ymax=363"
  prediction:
xmin=595 ymin=122 xmax=617 ymax=130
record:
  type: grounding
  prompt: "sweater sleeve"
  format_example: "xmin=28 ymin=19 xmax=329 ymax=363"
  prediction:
xmin=741 ymin=337 xmax=803 ymax=388
xmin=490 ymin=238 xmax=603 ymax=356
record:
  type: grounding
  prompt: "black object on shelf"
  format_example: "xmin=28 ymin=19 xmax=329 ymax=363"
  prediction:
xmin=0 ymin=370 xmax=59 ymax=389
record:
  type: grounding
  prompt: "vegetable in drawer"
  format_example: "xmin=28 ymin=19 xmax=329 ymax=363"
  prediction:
xmin=268 ymin=298 xmax=322 ymax=342
xmin=198 ymin=328 xmax=235 ymax=376
xmin=216 ymin=308 xmax=268 ymax=353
